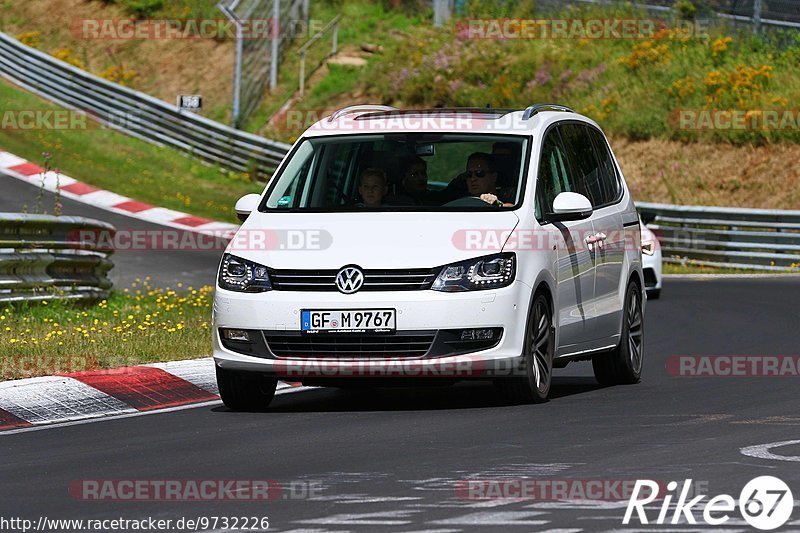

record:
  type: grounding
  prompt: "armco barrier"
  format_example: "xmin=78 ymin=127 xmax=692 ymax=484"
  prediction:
xmin=0 ymin=32 xmax=291 ymax=179
xmin=637 ymin=202 xmax=800 ymax=271
xmin=0 ymin=213 xmax=115 ymax=302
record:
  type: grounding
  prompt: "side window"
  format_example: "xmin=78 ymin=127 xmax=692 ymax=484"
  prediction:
xmin=535 ymin=128 xmax=571 ymax=221
xmin=587 ymin=127 xmax=621 ymax=206
xmin=558 ymin=123 xmax=602 ymax=207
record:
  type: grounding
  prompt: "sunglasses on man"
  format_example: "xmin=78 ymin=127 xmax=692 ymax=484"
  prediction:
xmin=466 ymin=169 xmax=491 ymax=178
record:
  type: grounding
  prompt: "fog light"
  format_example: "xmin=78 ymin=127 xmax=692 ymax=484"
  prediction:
xmin=461 ymin=329 xmax=495 ymax=341
xmin=222 ymin=329 xmax=250 ymax=342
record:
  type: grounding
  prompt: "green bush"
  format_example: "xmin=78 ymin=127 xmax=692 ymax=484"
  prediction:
xmin=362 ymin=1 xmax=800 ymax=144
xmin=121 ymin=0 xmax=164 ymax=19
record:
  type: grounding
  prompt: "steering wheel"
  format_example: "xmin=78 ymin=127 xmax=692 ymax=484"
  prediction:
xmin=442 ymin=196 xmax=494 ymax=207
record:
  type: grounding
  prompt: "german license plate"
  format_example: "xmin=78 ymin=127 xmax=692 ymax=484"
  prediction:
xmin=301 ymin=309 xmax=396 ymax=334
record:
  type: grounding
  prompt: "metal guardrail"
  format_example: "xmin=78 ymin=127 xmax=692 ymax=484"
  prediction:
xmin=568 ymin=0 xmax=800 ymax=32
xmin=637 ymin=202 xmax=800 ymax=271
xmin=0 ymin=214 xmax=115 ymax=303
xmin=0 ymin=32 xmax=292 ymax=180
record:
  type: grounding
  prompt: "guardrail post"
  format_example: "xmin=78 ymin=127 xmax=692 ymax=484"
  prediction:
xmin=332 ymin=20 xmax=339 ymax=56
xmin=270 ymin=0 xmax=280 ymax=91
xmin=433 ymin=0 xmax=451 ymax=27
xmin=299 ymin=50 xmax=306 ymax=97
xmin=218 ymin=3 xmax=243 ymax=127
xmin=753 ymin=0 xmax=763 ymax=34
xmin=296 ymin=15 xmax=342 ymax=99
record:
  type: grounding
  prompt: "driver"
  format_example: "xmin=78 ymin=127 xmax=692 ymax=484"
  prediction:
xmin=465 ymin=152 xmax=513 ymax=207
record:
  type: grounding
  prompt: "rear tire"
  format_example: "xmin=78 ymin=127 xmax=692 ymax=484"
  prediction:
xmin=592 ymin=280 xmax=644 ymax=385
xmin=216 ymin=366 xmax=277 ymax=411
xmin=498 ymin=292 xmax=554 ymax=404
xmin=646 ymin=288 xmax=661 ymax=300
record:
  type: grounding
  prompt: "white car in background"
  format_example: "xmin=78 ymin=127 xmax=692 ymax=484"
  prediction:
xmin=640 ymin=220 xmax=662 ymax=299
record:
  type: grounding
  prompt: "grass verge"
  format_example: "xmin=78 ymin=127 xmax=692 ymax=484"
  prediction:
xmin=0 ymin=79 xmax=262 ymax=223
xmin=662 ymin=262 xmax=799 ymax=275
xmin=0 ymin=281 xmax=213 ymax=380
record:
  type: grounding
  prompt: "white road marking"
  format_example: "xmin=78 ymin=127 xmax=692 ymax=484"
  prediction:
xmin=608 ymin=529 xmax=746 ymax=532
xmin=77 ymin=189 xmax=129 ymax=206
xmin=146 ymin=358 xmax=219 ymax=394
xmin=429 ymin=511 xmax=548 ymax=526
xmin=296 ymin=510 xmax=419 ymax=526
xmin=0 ymin=385 xmax=314 ymax=436
xmin=339 ymin=496 xmax=424 ymax=504
xmin=526 ymin=501 xmax=629 ymax=510
xmin=0 ymin=153 xmax=28 ymax=168
xmin=0 ymin=376 xmax=135 ymax=423
xmin=741 ymin=440 xmax=800 ymax=462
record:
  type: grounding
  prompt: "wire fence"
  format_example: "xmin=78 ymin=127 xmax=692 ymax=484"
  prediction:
xmin=218 ymin=0 xmax=309 ymax=128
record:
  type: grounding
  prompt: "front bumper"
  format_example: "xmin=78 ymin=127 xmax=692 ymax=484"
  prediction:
xmin=212 ymin=281 xmax=532 ymax=379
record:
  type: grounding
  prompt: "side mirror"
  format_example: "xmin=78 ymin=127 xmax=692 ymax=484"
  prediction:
xmin=234 ymin=193 xmax=260 ymax=222
xmin=548 ymin=192 xmax=593 ymax=222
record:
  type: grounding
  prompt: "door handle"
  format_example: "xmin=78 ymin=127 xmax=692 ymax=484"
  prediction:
xmin=584 ymin=234 xmax=597 ymax=252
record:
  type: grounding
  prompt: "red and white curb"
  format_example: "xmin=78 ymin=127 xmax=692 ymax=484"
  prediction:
xmin=0 ymin=149 xmax=239 ymax=237
xmin=0 ymin=358 xmax=304 ymax=433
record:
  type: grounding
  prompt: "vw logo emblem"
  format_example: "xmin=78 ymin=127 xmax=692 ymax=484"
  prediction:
xmin=335 ymin=266 xmax=364 ymax=294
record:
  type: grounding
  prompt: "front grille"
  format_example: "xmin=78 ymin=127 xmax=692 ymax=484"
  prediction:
xmin=269 ymin=268 xmax=439 ymax=291
xmin=264 ymin=330 xmax=437 ymax=358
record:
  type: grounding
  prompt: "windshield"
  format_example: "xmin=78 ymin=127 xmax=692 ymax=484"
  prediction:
xmin=261 ymin=133 xmax=529 ymax=211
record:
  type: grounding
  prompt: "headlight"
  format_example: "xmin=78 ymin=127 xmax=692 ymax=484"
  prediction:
xmin=642 ymin=240 xmax=656 ymax=256
xmin=218 ymin=254 xmax=272 ymax=292
xmin=432 ymin=253 xmax=515 ymax=292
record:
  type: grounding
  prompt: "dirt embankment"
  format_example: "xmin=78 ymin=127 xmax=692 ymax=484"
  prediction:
xmin=612 ymin=137 xmax=800 ymax=209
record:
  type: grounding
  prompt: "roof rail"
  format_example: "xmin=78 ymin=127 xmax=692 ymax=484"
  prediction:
xmin=521 ymin=104 xmax=575 ymax=121
xmin=329 ymin=105 xmax=398 ymax=122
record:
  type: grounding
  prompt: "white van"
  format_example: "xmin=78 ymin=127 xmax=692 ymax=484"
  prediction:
xmin=212 ymin=105 xmax=645 ymax=410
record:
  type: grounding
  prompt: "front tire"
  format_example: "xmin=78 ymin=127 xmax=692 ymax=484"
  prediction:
xmin=499 ymin=292 xmax=554 ymax=404
xmin=592 ymin=280 xmax=644 ymax=385
xmin=216 ymin=366 xmax=277 ymax=411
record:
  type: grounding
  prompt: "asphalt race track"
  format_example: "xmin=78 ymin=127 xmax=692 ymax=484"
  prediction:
xmin=0 ymin=171 xmax=225 ymax=289
xmin=2 ymin=168 xmax=799 ymax=531
xmin=2 ymin=270 xmax=799 ymax=530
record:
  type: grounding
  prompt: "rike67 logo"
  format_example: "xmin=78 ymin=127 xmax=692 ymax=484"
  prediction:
xmin=624 ymin=476 xmax=793 ymax=530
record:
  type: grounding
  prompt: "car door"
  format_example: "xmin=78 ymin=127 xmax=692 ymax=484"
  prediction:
xmin=535 ymin=125 xmax=596 ymax=354
xmin=558 ymin=122 xmax=625 ymax=347
xmin=585 ymin=126 xmax=626 ymax=339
